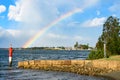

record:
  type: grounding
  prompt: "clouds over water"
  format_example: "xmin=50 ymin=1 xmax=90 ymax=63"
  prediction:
xmin=1 ymin=0 xmax=113 ymax=47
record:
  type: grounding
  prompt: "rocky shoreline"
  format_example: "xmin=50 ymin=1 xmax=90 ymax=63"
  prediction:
xmin=18 ymin=60 xmax=120 ymax=79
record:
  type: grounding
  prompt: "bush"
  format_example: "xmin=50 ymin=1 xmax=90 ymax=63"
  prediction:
xmin=87 ymin=50 xmax=104 ymax=60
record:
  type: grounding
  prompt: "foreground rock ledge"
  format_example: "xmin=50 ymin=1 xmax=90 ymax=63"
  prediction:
xmin=18 ymin=60 xmax=120 ymax=77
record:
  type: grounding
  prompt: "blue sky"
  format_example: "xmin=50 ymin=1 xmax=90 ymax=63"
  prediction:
xmin=0 ymin=0 xmax=120 ymax=48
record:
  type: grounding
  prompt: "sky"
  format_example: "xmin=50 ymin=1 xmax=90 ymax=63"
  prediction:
xmin=0 ymin=0 xmax=120 ymax=48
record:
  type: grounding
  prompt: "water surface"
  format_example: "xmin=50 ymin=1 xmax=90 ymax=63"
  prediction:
xmin=0 ymin=49 xmax=109 ymax=80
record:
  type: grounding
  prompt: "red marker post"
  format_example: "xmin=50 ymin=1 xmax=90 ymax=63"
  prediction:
xmin=9 ymin=44 xmax=13 ymax=67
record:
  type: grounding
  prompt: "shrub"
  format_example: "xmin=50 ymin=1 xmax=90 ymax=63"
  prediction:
xmin=87 ymin=50 xmax=104 ymax=60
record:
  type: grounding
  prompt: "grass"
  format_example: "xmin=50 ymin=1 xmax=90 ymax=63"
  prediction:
xmin=100 ymin=55 xmax=120 ymax=61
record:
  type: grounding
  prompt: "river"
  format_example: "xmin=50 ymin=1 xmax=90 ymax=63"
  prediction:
xmin=0 ymin=49 xmax=109 ymax=80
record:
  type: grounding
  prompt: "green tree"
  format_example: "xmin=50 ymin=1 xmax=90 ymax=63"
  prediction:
xmin=79 ymin=44 xmax=89 ymax=49
xmin=96 ymin=37 xmax=104 ymax=50
xmin=96 ymin=16 xmax=120 ymax=55
xmin=74 ymin=42 xmax=78 ymax=49
xmin=87 ymin=50 xmax=104 ymax=60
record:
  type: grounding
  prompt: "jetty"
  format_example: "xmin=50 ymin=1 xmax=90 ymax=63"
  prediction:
xmin=18 ymin=60 xmax=120 ymax=79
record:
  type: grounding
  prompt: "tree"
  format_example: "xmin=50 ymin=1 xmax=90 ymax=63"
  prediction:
xmin=79 ymin=44 xmax=89 ymax=49
xmin=96 ymin=16 xmax=120 ymax=55
xmin=74 ymin=42 xmax=78 ymax=49
xmin=96 ymin=37 xmax=104 ymax=50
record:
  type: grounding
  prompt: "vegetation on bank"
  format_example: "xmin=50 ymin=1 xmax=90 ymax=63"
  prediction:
xmin=74 ymin=42 xmax=92 ymax=50
xmin=87 ymin=50 xmax=104 ymax=60
xmin=100 ymin=55 xmax=120 ymax=61
xmin=88 ymin=16 xmax=120 ymax=60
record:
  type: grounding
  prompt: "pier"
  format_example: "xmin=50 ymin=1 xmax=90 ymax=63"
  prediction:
xmin=18 ymin=60 xmax=120 ymax=77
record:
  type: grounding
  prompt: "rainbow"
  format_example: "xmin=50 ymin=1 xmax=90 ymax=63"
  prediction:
xmin=22 ymin=8 xmax=82 ymax=48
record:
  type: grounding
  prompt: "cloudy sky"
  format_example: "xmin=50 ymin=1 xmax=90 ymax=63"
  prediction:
xmin=0 ymin=0 xmax=120 ymax=48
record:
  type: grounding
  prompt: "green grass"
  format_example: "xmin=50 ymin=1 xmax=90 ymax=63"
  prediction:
xmin=100 ymin=55 xmax=120 ymax=61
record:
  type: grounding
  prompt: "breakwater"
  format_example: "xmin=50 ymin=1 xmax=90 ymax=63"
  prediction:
xmin=18 ymin=60 xmax=120 ymax=76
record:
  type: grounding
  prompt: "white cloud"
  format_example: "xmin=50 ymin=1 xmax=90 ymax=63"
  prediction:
xmin=5 ymin=0 xmax=100 ymax=47
xmin=48 ymin=33 xmax=68 ymax=39
xmin=74 ymin=35 xmax=91 ymax=43
xmin=0 ymin=5 xmax=6 ymax=13
xmin=0 ymin=27 xmax=9 ymax=37
xmin=0 ymin=26 xmax=30 ymax=47
xmin=32 ymin=33 xmax=69 ymax=47
xmin=0 ymin=27 xmax=21 ymax=38
xmin=6 ymin=29 xmax=21 ymax=37
xmin=47 ymin=33 xmax=88 ymax=41
xmin=96 ymin=10 xmax=100 ymax=16
xmin=8 ymin=0 xmax=42 ymax=23
xmin=74 ymin=36 xmax=84 ymax=40
xmin=8 ymin=4 xmax=21 ymax=21
xmin=82 ymin=0 xmax=99 ymax=9
xmin=109 ymin=2 xmax=120 ymax=12
xmin=109 ymin=2 xmax=120 ymax=17
xmin=67 ymin=21 xmax=80 ymax=27
xmin=7 ymin=0 xmax=100 ymax=36
xmin=81 ymin=17 xmax=106 ymax=27
xmin=33 ymin=33 xmax=91 ymax=47
xmin=8 ymin=0 xmax=99 ymax=26
xmin=112 ymin=14 xmax=117 ymax=17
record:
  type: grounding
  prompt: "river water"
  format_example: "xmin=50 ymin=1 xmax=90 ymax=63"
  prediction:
xmin=0 ymin=49 xmax=110 ymax=80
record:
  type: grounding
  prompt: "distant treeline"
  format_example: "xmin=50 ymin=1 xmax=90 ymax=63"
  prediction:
xmin=15 ymin=47 xmax=65 ymax=50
